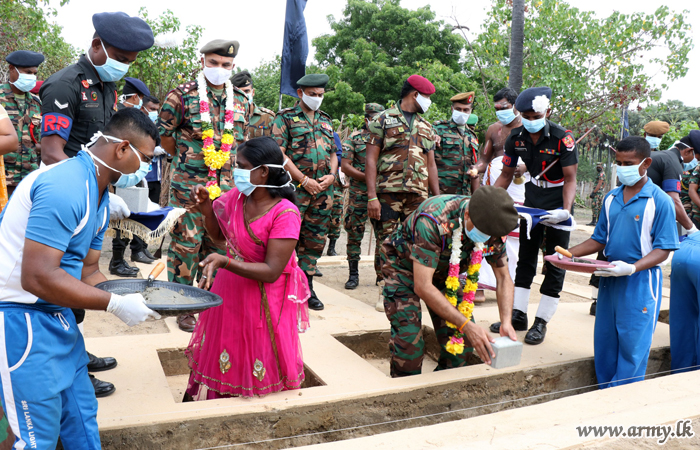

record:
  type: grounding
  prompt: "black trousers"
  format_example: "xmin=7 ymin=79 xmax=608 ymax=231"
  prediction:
xmin=112 ymin=231 xmax=146 ymax=255
xmin=148 ymin=181 xmax=161 ymax=204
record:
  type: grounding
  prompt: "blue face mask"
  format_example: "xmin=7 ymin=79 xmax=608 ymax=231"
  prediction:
xmin=495 ymin=107 xmax=518 ymax=125
xmin=84 ymin=132 xmax=150 ymax=188
xmin=521 ymin=117 xmax=546 ymax=133
xmin=233 ymin=163 xmax=293 ymax=196
xmin=11 ymin=68 xmax=37 ymax=92
xmin=465 ymin=222 xmax=490 ymax=244
xmin=617 ymin=158 xmax=648 ymax=186
xmin=684 ymin=157 xmax=699 ymax=172
xmin=645 ymin=136 xmax=661 ymax=149
xmin=88 ymin=40 xmax=130 ymax=82
xmin=148 ymin=110 xmax=158 ymax=123
xmin=121 ymin=95 xmax=142 ymax=109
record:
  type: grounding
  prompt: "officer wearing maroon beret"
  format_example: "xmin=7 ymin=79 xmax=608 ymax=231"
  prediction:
xmin=365 ymin=74 xmax=440 ymax=291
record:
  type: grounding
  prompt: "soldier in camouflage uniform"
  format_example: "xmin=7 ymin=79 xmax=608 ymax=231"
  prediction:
xmin=1 ymin=51 xmax=44 ymax=197
xmin=326 ymin=131 xmax=345 ymax=257
xmin=588 ymin=162 xmax=606 ymax=226
xmin=380 ymin=187 xmax=519 ymax=377
xmin=230 ymin=70 xmax=276 ymax=139
xmin=271 ymin=73 xmax=337 ymax=311
xmin=342 ymin=103 xmax=385 ymax=289
xmin=688 ymin=163 xmax=700 ymax=229
xmin=159 ymin=40 xmax=249 ymax=332
xmin=366 ymin=75 xmax=440 ymax=283
xmin=433 ymin=92 xmax=479 ymax=196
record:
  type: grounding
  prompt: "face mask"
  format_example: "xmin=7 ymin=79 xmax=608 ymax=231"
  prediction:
xmin=521 ymin=117 xmax=546 ymax=133
xmin=645 ymin=136 xmax=661 ymax=149
xmin=617 ymin=158 xmax=648 ymax=186
xmin=247 ymin=92 xmax=254 ymax=103
xmin=148 ymin=110 xmax=158 ymax=123
xmin=596 ymin=167 xmax=603 ymax=172
xmin=84 ymin=131 xmax=151 ymax=188
xmin=233 ymin=162 xmax=293 ymax=196
xmin=496 ymin=107 xmax=518 ymax=125
xmin=88 ymin=40 xmax=130 ymax=82
xmin=451 ymin=110 xmax=469 ymax=125
xmin=10 ymin=68 xmax=37 ymax=92
xmin=415 ymin=93 xmax=431 ymax=114
xmin=302 ymin=92 xmax=323 ymax=111
xmin=120 ymin=94 xmax=142 ymax=109
xmin=465 ymin=222 xmax=490 ymax=244
xmin=684 ymin=158 xmax=699 ymax=172
xmin=203 ymin=66 xmax=232 ymax=86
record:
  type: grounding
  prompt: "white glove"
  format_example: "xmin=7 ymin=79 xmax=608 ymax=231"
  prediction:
xmin=109 ymin=193 xmax=131 ymax=220
xmin=154 ymin=146 xmax=167 ymax=157
xmin=107 ymin=293 xmax=161 ymax=326
xmin=541 ymin=208 xmax=570 ymax=225
xmin=685 ymin=224 xmax=698 ymax=235
xmin=593 ymin=260 xmax=636 ymax=277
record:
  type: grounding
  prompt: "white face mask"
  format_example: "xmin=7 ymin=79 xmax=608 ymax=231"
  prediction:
xmin=203 ymin=66 xmax=232 ymax=86
xmin=302 ymin=92 xmax=323 ymax=111
xmin=246 ymin=92 xmax=254 ymax=102
xmin=452 ymin=109 xmax=469 ymax=125
xmin=415 ymin=93 xmax=431 ymax=114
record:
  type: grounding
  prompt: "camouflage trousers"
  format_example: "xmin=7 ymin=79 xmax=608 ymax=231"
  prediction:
xmin=167 ymin=189 xmax=225 ymax=285
xmin=591 ymin=192 xmax=603 ymax=223
xmin=344 ymin=188 xmax=380 ymax=273
xmin=328 ymin=184 xmax=345 ymax=240
xmin=371 ymin=192 xmax=427 ymax=279
xmin=297 ymin=187 xmax=333 ymax=275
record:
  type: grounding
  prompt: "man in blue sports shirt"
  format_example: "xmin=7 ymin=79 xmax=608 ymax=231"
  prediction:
xmin=0 ymin=108 xmax=160 ymax=449
xmin=567 ymin=136 xmax=679 ymax=388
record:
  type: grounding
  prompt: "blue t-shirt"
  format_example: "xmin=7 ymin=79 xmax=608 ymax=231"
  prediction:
xmin=592 ymin=178 xmax=679 ymax=263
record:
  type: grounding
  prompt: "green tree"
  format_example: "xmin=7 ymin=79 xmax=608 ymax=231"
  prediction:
xmin=124 ymin=8 xmax=203 ymax=101
xmin=242 ymin=55 xmax=297 ymax=112
xmin=0 ymin=0 xmax=76 ymax=82
xmin=628 ymin=100 xmax=700 ymax=135
xmin=659 ymin=120 xmax=700 ymax=150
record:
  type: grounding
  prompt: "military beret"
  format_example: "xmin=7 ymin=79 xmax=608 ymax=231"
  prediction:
xmin=468 ymin=186 xmax=518 ymax=238
xmin=297 ymin=73 xmax=329 ymax=88
xmin=467 ymin=114 xmax=478 ymax=126
xmin=93 ymin=12 xmax=154 ymax=52
xmin=5 ymin=50 xmax=44 ymax=68
xmin=687 ymin=130 xmax=700 ymax=154
xmin=407 ymin=75 xmax=435 ymax=95
xmin=123 ymin=77 xmax=150 ymax=96
xmin=200 ymin=40 xmax=239 ymax=57
xmin=230 ymin=70 xmax=252 ymax=88
xmin=30 ymin=80 xmax=43 ymax=95
xmin=643 ymin=120 xmax=670 ymax=136
xmin=451 ymin=92 xmax=475 ymax=104
xmin=365 ymin=103 xmax=385 ymax=115
xmin=515 ymin=87 xmax=552 ymax=113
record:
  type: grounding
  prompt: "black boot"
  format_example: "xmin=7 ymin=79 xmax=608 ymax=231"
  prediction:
xmin=306 ymin=273 xmax=324 ymax=310
xmin=524 ymin=317 xmax=548 ymax=345
xmin=109 ymin=247 xmax=139 ymax=277
xmin=590 ymin=300 xmax=597 ymax=316
xmin=326 ymin=239 xmax=338 ymax=256
xmin=489 ymin=309 xmax=529 ymax=333
xmin=345 ymin=261 xmax=359 ymax=290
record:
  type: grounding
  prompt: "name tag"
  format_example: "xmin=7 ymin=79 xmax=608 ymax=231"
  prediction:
xmin=385 ymin=117 xmax=399 ymax=125
xmin=515 ymin=147 xmax=527 ymax=152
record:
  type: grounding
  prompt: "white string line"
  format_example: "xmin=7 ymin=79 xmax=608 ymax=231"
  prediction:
xmin=191 ymin=364 xmax=700 ymax=450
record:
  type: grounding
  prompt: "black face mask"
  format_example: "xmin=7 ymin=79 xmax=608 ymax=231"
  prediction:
xmin=597 ymin=167 xmax=603 ymax=172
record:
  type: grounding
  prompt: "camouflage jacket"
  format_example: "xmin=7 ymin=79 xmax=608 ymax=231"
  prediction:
xmin=0 ymin=84 xmax=42 ymax=186
xmin=158 ymin=80 xmax=248 ymax=206
xmin=685 ymin=165 xmax=700 ymax=218
xmin=342 ymin=127 xmax=371 ymax=192
xmin=246 ymin=103 xmax=276 ymax=139
xmin=271 ymin=104 xmax=335 ymax=180
xmin=368 ymin=103 xmax=435 ymax=195
xmin=433 ymin=119 xmax=477 ymax=195
xmin=383 ymin=195 xmax=506 ymax=292
xmin=592 ymin=171 xmax=606 ymax=196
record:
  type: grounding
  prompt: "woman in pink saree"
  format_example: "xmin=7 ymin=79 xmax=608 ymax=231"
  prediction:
xmin=184 ymin=137 xmax=309 ymax=400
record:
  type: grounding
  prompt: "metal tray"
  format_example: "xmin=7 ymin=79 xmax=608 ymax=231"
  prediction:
xmin=95 ymin=280 xmax=223 ymax=317
xmin=544 ymin=255 xmax=614 ymax=274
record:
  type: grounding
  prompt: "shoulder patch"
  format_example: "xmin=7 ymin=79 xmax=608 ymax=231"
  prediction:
xmin=562 ymin=134 xmax=575 ymax=149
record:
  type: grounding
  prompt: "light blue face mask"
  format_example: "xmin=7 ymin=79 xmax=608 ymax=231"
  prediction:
xmin=84 ymin=132 xmax=151 ymax=188
xmin=684 ymin=157 xmax=699 ymax=172
xmin=10 ymin=68 xmax=37 ymax=92
xmin=521 ymin=117 xmax=546 ymax=133
xmin=617 ymin=158 xmax=648 ymax=186
xmin=88 ymin=40 xmax=130 ymax=82
xmin=121 ymin=94 xmax=142 ymax=109
xmin=148 ymin=110 xmax=158 ymax=123
xmin=465 ymin=222 xmax=490 ymax=244
xmin=645 ymin=136 xmax=661 ymax=149
xmin=495 ymin=107 xmax=518 ymax=125
xmin=233 ymin=163 xmax=292 ymax=196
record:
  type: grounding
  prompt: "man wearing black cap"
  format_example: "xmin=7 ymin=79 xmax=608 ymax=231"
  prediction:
xmin=1 ymin=50 xmax=44 ymax=197
xmin=38 ymin=11 xmax=154 ymax=397
xmin=231 ymin=70 xmax=276 ymax=139
xmin=271 ymin=73 xmax=337 ymax=311
xmin=489 ymin=87 xmax=578 ymax=345
xmin=159 ymin=39 xmax=249 ymax=332
xmin=379 ymin=187 xmax=518 ymax=377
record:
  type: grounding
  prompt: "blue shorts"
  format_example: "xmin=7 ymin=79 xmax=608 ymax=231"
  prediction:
xmin=0 ymin=305 xmax=100 ymax=449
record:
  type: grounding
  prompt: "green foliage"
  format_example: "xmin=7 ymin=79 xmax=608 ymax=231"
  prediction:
xmin=0 ymin=0 xmax=76 ymax=82
xmin=469 ymin=0 xmax=693 ymax=136
xmin=660 ymin=120 xmax=700 ymax=150
xmin=628 ymin=100 xmax=700 ymax=136
xmin=124 ymin=8 xmax=203 ymax=102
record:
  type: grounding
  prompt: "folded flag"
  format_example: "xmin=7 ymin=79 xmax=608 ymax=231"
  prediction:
xmin=515 ymin=206 xmax=577 ymax=240
xmin=107 ymin=207 xmax=186 ymax=245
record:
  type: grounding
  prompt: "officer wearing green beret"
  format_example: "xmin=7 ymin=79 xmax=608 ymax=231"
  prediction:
xmin=271 ymin=73 xmax=336 ymax=310
xmin=159 ymin=39 xmax=249 ymax=332
xmin=231 ymin=70 xmax=276 ymax=139
xmin=433 ymin=92 xmax=479 ymax=196
xmin=341 ymin=103 xmax=385 ymax=290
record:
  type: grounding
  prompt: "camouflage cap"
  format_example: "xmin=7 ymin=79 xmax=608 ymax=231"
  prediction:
xmin=468 ymin=186 xmax=518 ymax=238
xmin=643 ymin=120 xmax=670 ymax=135
xmin=365 ymin=103 xmax=385 ymax=116
xmin=200 ymin=39 xmax=239 ymax=57
xmin=451 ymin=92 xmax=475 ymax=105
xmin=297 ymin=73 xmax=329 ymax=88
